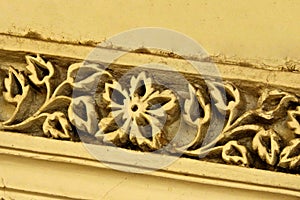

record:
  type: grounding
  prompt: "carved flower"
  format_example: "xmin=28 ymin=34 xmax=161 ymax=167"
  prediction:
xmin=97 ymin=72 xmax=178 ymax=150
xmin=42 ymin=112 xmax=72 ymax=139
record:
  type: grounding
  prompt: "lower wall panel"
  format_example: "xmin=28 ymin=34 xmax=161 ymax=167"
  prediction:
xmin=0 ymin=153 xmax=298 ymax=200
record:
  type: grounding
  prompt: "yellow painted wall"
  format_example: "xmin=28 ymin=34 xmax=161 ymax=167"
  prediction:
xmin=0 ymin=0 xmax=299 ymax=59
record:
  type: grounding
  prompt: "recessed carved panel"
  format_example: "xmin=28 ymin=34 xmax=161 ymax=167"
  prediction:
xmin=0 ymin=53 xmax=300 ymax=174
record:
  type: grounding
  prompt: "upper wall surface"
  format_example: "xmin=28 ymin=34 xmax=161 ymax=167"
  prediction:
xmin=0 ymin=0 xmax=299 ymax=60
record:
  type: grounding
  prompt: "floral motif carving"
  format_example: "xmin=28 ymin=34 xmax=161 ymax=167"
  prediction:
xmin=96 ymin=72 xmax=178 ymax=150
xmin=1 ymin=54 xmax=300 ymax=173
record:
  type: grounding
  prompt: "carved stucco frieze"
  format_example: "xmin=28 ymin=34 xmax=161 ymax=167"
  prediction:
xmin=1 ymin=54 xmax=300 ymax=173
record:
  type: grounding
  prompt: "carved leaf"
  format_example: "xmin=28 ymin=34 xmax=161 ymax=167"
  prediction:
xmin=210 ymin=82 xmax=240 ymax=112
xmin=222 ymin=141 xmax=249 ymax=166
xmin=182 ymin=84 xmax=210 ymax=149
xmin=2 ymin=67 xmax=33 ymax=125
xmin=64 ymin=64 xmax=113 ymax=136
xmin=42 ymin=112 xmax=72 ymax=139
xmin=70 ymin=63 xmax=111 ymax=92
xmin=256 ymin=90 xmax=298 ymax=120
xmin=38 ymin=96 xmax=72 ymax=114
xmin=68 ymin=96 xmax=99 ymax=135
xmin=287 ymin=106 xmax=300 ymax=136
xmin=183 ymin=84 xmax=210 ymax=126
xmin=3 ymin=67 xmax=29 ymax=104
xmin=208 ymin=82 xmax=240 ymax=131
xmin=50 ymin=63 xmax=81 ymax=98
xmin=66 ymin=62 xmax=82 ymax=81
xmin=183 ymin=84 xmax=199 ymax=126
xmin=252 ymin=129 xmax=281 ymax=166
xmin=278 ymin=139 xmax=300 ymax=170
xmin=25 ymin=55 xmax=54 ymax=86
xmin=221 ymin=124 xmax=262 ymax=143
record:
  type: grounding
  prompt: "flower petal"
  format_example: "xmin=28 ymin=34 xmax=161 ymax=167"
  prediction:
xmin=103 ymin=80 xmax=129 ymax=107
xmin=129 ymin=119 xmax=165 ymax=150
xmin=129 ymin=72 xmax=154 ymax=101
xmin=120 ymin=116 xmax=132 ymax=133
xmin=141 ymin=112 xmax=164 ymax=136
xmin=146 ymin=90 xmax=177 ymax=113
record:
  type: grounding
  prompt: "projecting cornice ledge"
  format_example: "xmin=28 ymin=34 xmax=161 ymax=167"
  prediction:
xmin=0 ymin=35 xmax=299 ymax=199
xmin=0 ymin=131 xmax=299 ymax=199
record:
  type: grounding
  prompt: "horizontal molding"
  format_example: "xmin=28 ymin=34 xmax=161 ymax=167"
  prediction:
xmin=0 ymin=34 xmax=299 ymax=94
xmin=0 ymin=131 xmax=299 ymax=199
